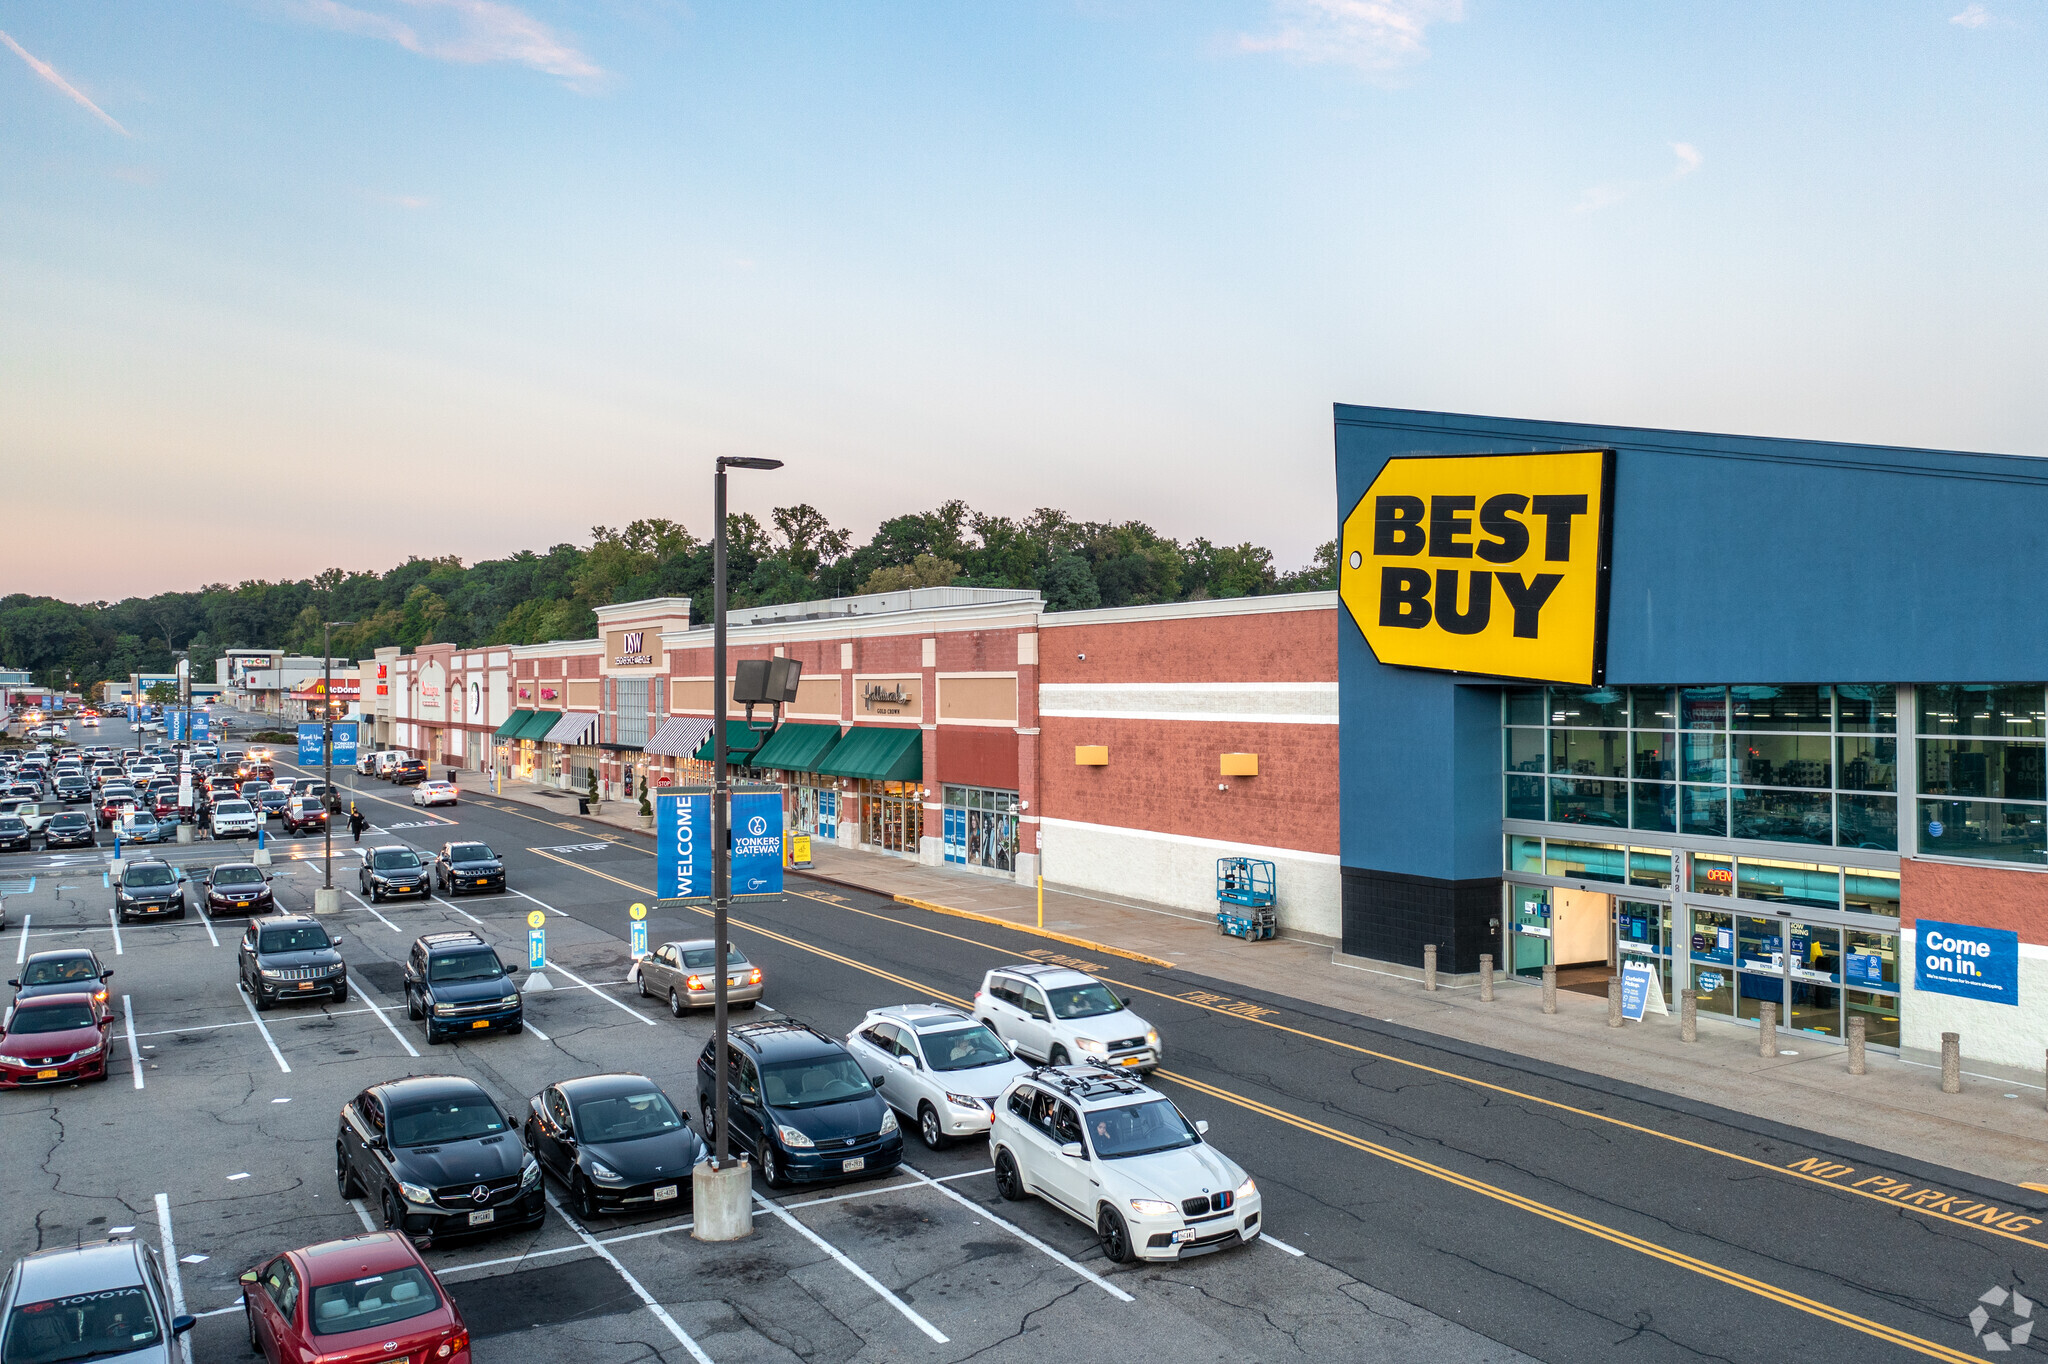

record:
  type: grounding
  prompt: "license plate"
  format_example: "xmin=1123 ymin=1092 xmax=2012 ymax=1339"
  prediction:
xmin=1119 ymin=1056 xmax=1143 ymax=1067
xmin=297 ymin=982 xmax=314 ymax=990
xmin=471 ymin=1019 xmax=490 ymax=1029
xmin=841 ymin=1157 xmax=865 ymax=1173
xmin=729 ymin=976 xmax=741 ymax=986
xmin=1172 ymin=1227 xmax=1198 ymax=1243
xmin=468 ymin=1208 xmax=495 ymax=1226
xmin=654 ymin=1184 xmax=679 ymax=1202
xmin=235 ymin=901 xmax=249 ymax=908
xmin=475 ymin=879 xmax=488 ymax=885
xmin=35 ymin=1069 xmax=57 ymax=1080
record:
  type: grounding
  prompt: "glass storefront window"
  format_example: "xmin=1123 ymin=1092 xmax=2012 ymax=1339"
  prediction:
xmin=1917 ymin=684 xmax=2046 ymax=738
xmin=1551 ymin=729 xmax=1630 ymax=778
xmin=1843 ymin=867 xmax=1900 ymax=917
xmin=1689 ymin=907 xmax=1734 ymax=963
xmin=1681 ymin=686 xmax=1728 ymax=730
xmin=1682 ymin=786 xmax=1726 ymax=837
xmin=1734 ymin=915 xmax=1784 ymax=1023
xmin=1505 ymin=728 xmax=1546 ymax=774
xmin=1736 ymin=858 xmax=1841 ymax=910
xmin=1630 ymin=687 xmax=1676 ymax=730
xmin=1505 ymin=688 xmax=1546 ymax=727
xmin=1918 ymin=800 xmax=2048 ymax=866
xmin=1788 ymin=922 xmax=1843 ymax=1036
xmin=942 ymin=785 xmax=1019 ymax=872
xmin=1730 ymin=788 xmax=1832 ymax=844
xmin=1545 ymin=840 xmax=1626 ymax=883
xmin=1616 ymin=900 xmax=1669 ymax=955
xmin=1837 ymin=736 xmax=1896 ymax=791
xmin=1844 ymin=927 xmax=1899 ymax=992
xmin=1845 ymin=990 xmax=1900 ymax=1049
xmin=860 ymin=782 xmax=924 ymax=856
xmin=1837 ymin=795 xmax=1898 ymax=851
xmin=1550 ymin=687 xmax=1628 ymax=728
xmin=1691 ymin=853 xmax=1734 ymax=895
xmin=1508 ymin=836 xmax=1543 ymax=873
xmin=1731 ymin=684 xmax=1832 ymax=732
xmin=1837 ymin=684 xmax=1896 ymax=733
xmin=1691 ymin=960 xmax=1735 ymax=1017
xmin=1632 ymin=732 xmax=1675 ymax=780
xmin=1681 ymin=733 xmax=1727 ymax=783
xmin=1628 ymin=847 xmax=1673 ymax=888
xmin=1504 ymin=775 xmax=1545 ymax=821
xmin=1630 ymin=783 xmax=1675 ymax=833
xmin=1550 ymin=778 xmax=1626 ymax=828
xmin=1919 ymin=739 xmax=2047 ymax=801
xmin=1734 ymin=734 xmax=1832 ymax=788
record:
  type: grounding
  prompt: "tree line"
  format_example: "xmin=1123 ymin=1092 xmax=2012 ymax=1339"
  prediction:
xmin=0 ymin=501 xmax=1334 ymax=690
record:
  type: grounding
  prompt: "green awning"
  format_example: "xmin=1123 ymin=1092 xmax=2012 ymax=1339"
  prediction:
xmin=515 ymin=710 xmax=561 ymax=740
xmin=692 ymin=720 xmax=768 ymax=767
xmin=815 ymin=725 xmax=923 ymax=782
xmin=747 ymin=722 xmax=845 ymax=774
xmin=495 ymin=709 xmax=537 ymax=740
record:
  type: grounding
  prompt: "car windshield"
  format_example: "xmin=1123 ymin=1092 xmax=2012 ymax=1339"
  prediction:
xmin=9 ymin=1002 xmax=96 ymax=1034
xmin=1086 ymin=1099 xmax=1202 ymax=1159
xmin=124 ymin=866 xmax=173 ymax=887
xmin=20 ymin=958 xmax=97 ymax=985
xmin=2 ymin=1285 xmax=161 ymax=1363
xmin=447 ymin=844 xmax=494 ymax=864
xmin=759 ymin=1054 xmax=873 ymax=1108
xmin=921 ymin=1025 xmax=1012 ymax=1072
xmin=213 ymin=801 xmax=251 ymax=815
xmin=574 ymin=1090 xmax=685 ymax=1142
xmin=387 ymin=1096 xmax=506 ymax=1146
xmin=51 ymin=815 xmax=89 ymax=828
xmin=1046 ymin=982 xmax=1125 ymax=1020
xmin=0 ymin=820 xmax=23 ymax=834
xmin=215 ymin=867 xmax=264 ymax=886
xmin=680 ymin=947 xmax=747 ymax=970
xmin=259 ymin=926 xmax=331 ymax=953
xmin=371 ymin=850 xmax=420 ymax=870
xmin=306 ymin=1267 xmax=439 ymax=1338
xmin=428 ymin=949 xmax=503 ymax=982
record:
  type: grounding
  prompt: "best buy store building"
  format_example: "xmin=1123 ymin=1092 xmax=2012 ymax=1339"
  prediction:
xmin=1337 ymin=406 xmax=2048 ymax=1071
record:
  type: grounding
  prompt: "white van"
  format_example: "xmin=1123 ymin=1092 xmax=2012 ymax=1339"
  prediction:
xmin=366 ymin=749 xmax=403 ymax=778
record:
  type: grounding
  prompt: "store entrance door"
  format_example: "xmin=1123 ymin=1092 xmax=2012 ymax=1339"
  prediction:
xmin=1510 ymin=886 xmax=1552 ymax=979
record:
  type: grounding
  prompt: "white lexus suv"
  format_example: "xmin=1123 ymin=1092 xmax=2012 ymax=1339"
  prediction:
xmin=973 ymin=963 xmax=1159 ymax=1072
xmin=990 ymin=1066 xmax=1261 ymax=1263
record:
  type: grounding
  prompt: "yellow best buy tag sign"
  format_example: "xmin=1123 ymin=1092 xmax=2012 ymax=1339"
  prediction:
xmin=1340 ymin=449 xmax=1613 ymax=685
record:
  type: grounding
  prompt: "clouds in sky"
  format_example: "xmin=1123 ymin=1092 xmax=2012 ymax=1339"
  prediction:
xmin=1574 ymin=141 xmax=1703 ymax=213
xmin=1950 ymin=4 xmax=1992 ymax=28
xmin=1237 ymin=0 xmax=1464 ymax=74
xmin=288 ymin=0 xmax=604 ymax=86
xmin=0 ymin=28 xmax=129 ymax=134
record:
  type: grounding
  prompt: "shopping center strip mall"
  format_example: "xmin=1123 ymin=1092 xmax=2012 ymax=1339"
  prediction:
xmin=351 ymin=406 xmax=2048 ymax=1077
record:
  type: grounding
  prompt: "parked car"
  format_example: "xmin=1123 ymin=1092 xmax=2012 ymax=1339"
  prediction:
xmin=43 ymin=812 xmax=96 ymax=850
xmin=242 ymin=1232 xmax=470 ymax=1364
xmin=357 ymin=747 xmax=399 ymax=776
xmin=239 ymin=915 xmax=347 ymax=1010
xmin=201 ymin=862 xmax=276 ymax=916
xmin=9 ymin=947 xmax=111 ymax=1007
xmin=335 ymin=1074 xmax=545 ymax=1244
xmin=207 ymin=799 xmax=261 ymax=839
xmin=432 ymin=842 xmax=505 ymax=895
xmin=0 ymin=816 xmax=29 ymax=854
xmin=360 ymin=846 xmax=429 ymax=901
xmin=847 ymin=1004 xmax=1030 ymax=1149
xmin=281 ymin=795 xmax=328 ymax=835
xmin=391 ymin=759 xmax=428 ymax=786
xmin=256 ymin=788 xmax=292 ymax=821
xmin=370 ymin=751 xmax=404 ymax=778
xmin=0 ymin=1240 xmax=195 ymax=1361
xmin=693 ymin=1017 xmax=902 ymax=1188
xmin=52 ymin=775 xmax=91 ymax=804
xmin=402 ymin=931 xmax=523 ymax=1043
xmin=634 ymin=939 xmax=763 ymax=1016
xmin=973 ymin=963 xmax=1160 ymax=1072
xmin=523 ymin=1073 xmax=704 ymax=1220
xmin=989 ymin=1066 xmax=1261 ymax=1264
xmin=114 ymin=859 xmax=188 ymax=920
xmin=121 ymin=810 xmax=184 ymax=844
xmin=0 ymin=991 xmax=113 ymax=1087
xmin=12 ymin=802 xmax=55 ymax=835
xmin=97 ymin=794 xmax=139 ymax=830
xmin=412 ymin=779 xmax=459 ymax=807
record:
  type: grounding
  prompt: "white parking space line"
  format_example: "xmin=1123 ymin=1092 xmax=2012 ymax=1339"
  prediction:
xmin=542 ymin=955 xmax=660 ymax=1025
xmin=349 ymin=1197 xmax=377 ymax=1232
xmin=123 ymin=995 xmax=143 ymax=1090
xmin=235 ymin=984 xmax=292 ymax=1073
xmin=547 ymin=1191 xmax=716 ymax=1364
xmin=12 ymin=914 xmax=27 ymax=963
xmin=344 ymin=889 xmax=403 ymax=933
xmin=433 ymin=1241 xmax=593 ymax=1277
xmin=522 ymin=1018 xmax=551 ymax=1041
xmin=153 ymin=1194 xmax=192 ymax=1364
xmin=193 ymin=1300 xmax=245 ymax=1319
xmin=343 ymin=976 xmax=422 ymax=1059
xmin=431 ymin=894 xmax=485 ymax=926
xmin=107 ymin=906 xmax=123 ymax=955
xmin=752 ymin=1191 xmax=950 ymax=1343
xmin=1260 ymin=1233 xmax=1305 ymax=1257
xmin=900 ymin=1163 xmax=1133 ymax=1302
xmin=135 ymin=1008 xmax=378 ymax=1039
xmin=193 ymin=908 xmax=220 ymax=949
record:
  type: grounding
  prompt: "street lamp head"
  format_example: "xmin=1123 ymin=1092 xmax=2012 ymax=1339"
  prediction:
xmin=719 ymin=457 xmax=783 ymax=471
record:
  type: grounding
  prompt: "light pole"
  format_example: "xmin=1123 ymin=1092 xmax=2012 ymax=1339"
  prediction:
xmin=317 ymin=622 xmax=351 ymax=914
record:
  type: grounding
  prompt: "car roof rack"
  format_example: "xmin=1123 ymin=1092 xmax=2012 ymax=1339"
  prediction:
xmin=419 ymin=930 xmax=487 ymax=948
xmin=729 ymin=1016 xmax=819 ymax=1041
xmin=1028 ymin=1066 xmax=1150 ymax=1102
xmin=1004 ymin=962 xmax=1085 ymax=979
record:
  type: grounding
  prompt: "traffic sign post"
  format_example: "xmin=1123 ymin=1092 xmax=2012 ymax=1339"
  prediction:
xmin=629 ymin=902 xmax=648 ymax=958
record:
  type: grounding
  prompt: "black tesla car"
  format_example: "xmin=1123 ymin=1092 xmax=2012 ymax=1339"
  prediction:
xmin=523 ymin=1073 xmax=704 ymax=1219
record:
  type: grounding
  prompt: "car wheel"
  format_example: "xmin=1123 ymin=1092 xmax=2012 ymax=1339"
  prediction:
xmin=994 ymin=1148 xmax=1025 ymax=1201
xmin=425 ymin=1025 xmax=445 ymax=1044
xmin=336 ymin=1144 xmax=362 ymax=1198
xmin=253 ymin=988 xmax=273 ymax=1013
xmin=635 ymin=970 xmax=648 ymax=998
xmin=670 ymin=988 xmax=685 ymax=1018
xmin=698 ymin=1096 xmax=714 ymax=1145
xmin=505 ymin=1021 xmax=522 ymax=1035
xmin=573 ymin=1172 xmax=600 ymax=1222
xmin=1097 ymin=1206 xmax=1135 ymax=1265
xmin=369 ymin=885 xmax=381 ymax=903
xmin=1049 ymin=1045 xmax=1070 ymax=1067
xmin=760 ymin=1142 xmax=787 ymax=1189
xmin=331 ymin=983 xmax=348 ymax=1004
xmin=918 ymin=1102 xmax=947 ymax=1150
xmin=246 ymin=1297 xmax=261 ymax=1354
xmin=380 ymin=1188 xmax=404 ymax=1233
xmin=405 ymin=988 xmax=422 ymax=1021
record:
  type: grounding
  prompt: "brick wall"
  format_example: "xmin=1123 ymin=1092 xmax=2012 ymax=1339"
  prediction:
xmin=1902 ymin=858 xmax=2048 ymax=941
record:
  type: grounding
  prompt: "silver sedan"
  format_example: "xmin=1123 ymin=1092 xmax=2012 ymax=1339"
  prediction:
xmin=634 ymin=938 xmax=764 ymax=1017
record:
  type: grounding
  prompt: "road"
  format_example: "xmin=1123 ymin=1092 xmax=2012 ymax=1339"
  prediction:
xmin=2 ymin=713 xmax=2042 ymax=1362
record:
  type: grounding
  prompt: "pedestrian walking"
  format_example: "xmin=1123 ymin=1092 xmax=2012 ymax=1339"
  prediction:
xmin=348 ymin=804 xmax=366 ymax=843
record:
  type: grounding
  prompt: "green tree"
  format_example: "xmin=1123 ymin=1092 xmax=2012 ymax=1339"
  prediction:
xmin=860 ymin=554 xmax=964 ymax=594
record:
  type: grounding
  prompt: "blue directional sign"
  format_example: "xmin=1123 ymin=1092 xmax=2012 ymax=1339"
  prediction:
xmin=331 ymin=722 xmax=358 ymax=765
xmin=1915 ymin=919 xmax=2018 ymax=1006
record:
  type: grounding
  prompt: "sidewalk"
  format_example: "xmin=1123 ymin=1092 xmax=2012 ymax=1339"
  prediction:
xmin=480 ymin=777 xmax=2048 ymax=1192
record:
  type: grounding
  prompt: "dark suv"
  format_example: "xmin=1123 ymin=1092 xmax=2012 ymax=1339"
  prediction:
xmin=403 ymin=931 xmax=523 ymax=1043
xmin=433 ymin=842 xmax=505 ymax=895
xmin=335 ymin=1074 xmax=545 ymax=1245
xmin=115 ymin=859 xmax=187 ymax=919
xmin=44 ymin=811 xmax=96 ymax=849
xmin=694 ymin=1018 xmax=904 ymax=1188
xmin=239 ymin=914 xmax=347 ymax=1009
xmin=53 ymin=774 xmax=92 ymax=804
xmin=201 ymin=862 xmax=275 ymax=916
xmin=391 ymin=759 xmax=428 ymax=786
xmin=361 ymin=846 xmax=430 ymax=901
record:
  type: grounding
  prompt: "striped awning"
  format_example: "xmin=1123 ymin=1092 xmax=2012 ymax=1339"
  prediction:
xmin=543 ymin=710 xmax=598 ymax=745
xmin=644 ymin=716 xmax=716 ymax=758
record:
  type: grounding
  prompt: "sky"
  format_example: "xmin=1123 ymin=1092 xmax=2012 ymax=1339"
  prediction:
xmin=2 ymin=0 xmax=2044 ymax=603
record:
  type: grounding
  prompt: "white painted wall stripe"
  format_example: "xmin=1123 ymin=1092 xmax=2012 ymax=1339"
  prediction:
xmin=1039 ymin=816 xmax=1339 ymax=863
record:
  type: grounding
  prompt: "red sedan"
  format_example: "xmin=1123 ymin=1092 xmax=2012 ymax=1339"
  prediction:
xmin=0 ymin=991 xmax=112 ymax=1087
xmin=242 ymin=1232 xmax=469 ymax=1364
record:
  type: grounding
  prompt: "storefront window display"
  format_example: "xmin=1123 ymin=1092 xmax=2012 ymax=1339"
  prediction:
xmin=790 ymin=781 xmax=839 ymax=840
xmin=858 ymin=780 xmax=922 ymax=855
xmin=942 ymin=786 xmax=1019 ymax=872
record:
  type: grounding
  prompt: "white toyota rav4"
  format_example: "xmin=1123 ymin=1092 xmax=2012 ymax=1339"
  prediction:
xmin=990 ymin=1066 xmax=1261 ymax=1263
xmin=973 ymin=963 xmax=1159 ymax=1072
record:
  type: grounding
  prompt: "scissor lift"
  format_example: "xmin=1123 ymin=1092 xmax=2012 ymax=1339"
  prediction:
xmin=1215 ymin=857 xmax=1276 ymax=941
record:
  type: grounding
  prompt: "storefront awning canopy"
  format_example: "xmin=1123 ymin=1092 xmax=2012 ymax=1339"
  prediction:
xmin=494 ymin=709 xmax=537 ymax=739
xmin=645 ymin=716 xmax=715 ymax=758
xmin=815 ymin=725 xmax=923 ymax=782
xmin=747 ymin=722 xmax=844 ymax=774
xmin=512 ymin=710 xmax=560 ymax=741
xmin=690 ymin=719 xmax=770 ymax=766
xmin=543 ymin=710 xmax=599 ymax=745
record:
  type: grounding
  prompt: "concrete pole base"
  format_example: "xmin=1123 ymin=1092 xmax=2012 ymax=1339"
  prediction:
xmin=691 ymin=1159 xmax=753 ymax=1242
xmin=1941 ymin=1032 xmax=1962 ymax=1093
xmin=1540 ymin=965 xmax=1557 ymax=1015
xmin=314 ymin=887 xmax=342 ymax=914
xmin=1606 ymin=975 xmax=1624 ymax=1027
xmin=1847 ymin=1015 xmax=1867 ymax=1075
xmin=1679 ymin=989 xmax=1697 ymax=1043
xmin=1758 ymin=1002 xmax=1778 ymax=1057
xmin=251 ymin=848 xmax=273 ymax=866
xmin=1422 ymin=944 xmax=1438 ymax=992
xmin=175 ymin=824 xmax=194 ymax=844
xmin=1478 ymin=954 xmax=1494 ymax=1002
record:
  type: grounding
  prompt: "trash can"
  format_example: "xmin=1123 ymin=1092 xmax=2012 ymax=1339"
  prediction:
xmin=577 ymin=797 xmax=589 ymax=815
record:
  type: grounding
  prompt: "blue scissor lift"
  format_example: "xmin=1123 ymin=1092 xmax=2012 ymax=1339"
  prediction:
xmin=1215 ymin=857 xmax=1276 ymax=941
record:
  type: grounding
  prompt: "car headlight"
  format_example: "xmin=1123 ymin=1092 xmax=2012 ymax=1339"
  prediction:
xmin=944 ymin=1092 xmax=983 ymax=1110
xmin=1074 ymin=1038 xmax=1107 ymax=1056
xmin=399 ymin=1181 xmax=434 ymax=1205
xmin=775 ymin=1124 xmax=815 ymax=1148
xmin=64 ymin=1042 xmax=103 ymax=1063
xmin=501 ymin=994 xmax=519 ymax=1006
xmin=433 ymin=1003 xmax=456 ymax=1016
xmin=589 ymin=1160 xmax=624 ymax=1182
xmin=259 ymin=969 xmax=283 ymax=979
xmin=1145 ymin=1029 xmax=1161 ymax=1050
xmin=1129 ymin=1199 xmax=1175 ymax=1217
xmin=0 ymin=1055 xmax=31 ymax=1068
xmin=1235 ymin=1177 xmax=1256 ymax=1200
xmin=521 ymin=1156 xmax=541 ymax=1188
xmin=878 ymin=1108 xmax=898 ymax=1134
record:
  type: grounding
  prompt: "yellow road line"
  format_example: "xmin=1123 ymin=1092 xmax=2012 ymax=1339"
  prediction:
xmin=525 ymin=846 xmax=1997 ymax=1360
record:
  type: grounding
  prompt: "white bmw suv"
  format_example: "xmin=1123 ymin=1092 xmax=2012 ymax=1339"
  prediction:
xmin=991 ymin=1066 xmax=1261 ymax=1263
xmin=973 ymin=964 xmax=1159 ymax=1072
xmin=846 ymin=1004 xmax=1030 ymax=1149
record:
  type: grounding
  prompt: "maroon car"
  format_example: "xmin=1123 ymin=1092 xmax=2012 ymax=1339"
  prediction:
xmin=0 ymin=991 xmax=112 ymax=1087
xmin=242 ymin=1232 xmax=470 ymax=1364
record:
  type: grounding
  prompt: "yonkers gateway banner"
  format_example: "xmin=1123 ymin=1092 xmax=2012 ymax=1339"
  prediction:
xmin=656 ymin=787 xmax=784 ymax=902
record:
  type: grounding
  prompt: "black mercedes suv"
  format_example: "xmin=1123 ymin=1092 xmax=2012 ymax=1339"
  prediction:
xmin=336 ymin=1074 xmax=545 ymax=1245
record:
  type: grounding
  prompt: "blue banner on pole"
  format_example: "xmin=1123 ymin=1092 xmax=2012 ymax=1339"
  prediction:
xmin=1915 ymin=919 xmax=2019 ymax=1006
xmin=297 ymin=724 xmax=325 ymax=765
xmin=191 ymin=714 xmax=209 ymax=742
xmin=295 ymin=722 xmax=359 ymax=766
xmin=731 ymin=790 xmax=784 ymax=897
xmin=331 ymin=722 xmax=358 ymax=765
xmin=656 ymin=790 xmax=711 ymax=900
